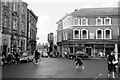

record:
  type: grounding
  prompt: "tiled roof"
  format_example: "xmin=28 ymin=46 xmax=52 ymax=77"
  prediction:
xmin=71 ymin=7 xmax=118 ymax=17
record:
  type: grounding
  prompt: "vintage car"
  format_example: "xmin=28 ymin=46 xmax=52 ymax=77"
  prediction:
xmin=76 ymin=51 xmax=90 ymax=60
xmin=20 ymin=52 xmax=34 ymax=63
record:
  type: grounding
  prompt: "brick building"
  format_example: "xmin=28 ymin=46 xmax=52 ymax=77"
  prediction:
xmin=118 ymin=1 xmax=120 ymax=55
xmin=57 ymin=7 xmax=119 ymax=58
xmin=27 ymin=9 xmax=38 ymax=54
xmin=0 ymin=0 xmax=38 ymax=56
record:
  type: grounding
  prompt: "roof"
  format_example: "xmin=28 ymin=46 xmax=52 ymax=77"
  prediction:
xmin=71 ymin=7 xmax=118 ymax=17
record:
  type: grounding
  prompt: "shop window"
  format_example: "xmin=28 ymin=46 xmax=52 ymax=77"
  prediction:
xmin=96 ymin=17 xmax=103 ymax=25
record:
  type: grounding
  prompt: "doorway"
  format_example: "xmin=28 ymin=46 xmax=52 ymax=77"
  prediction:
xmin=86 ymin=47 xmax=91 ymax=56
xmin=3 ymin=45 xmax=7 ymax=57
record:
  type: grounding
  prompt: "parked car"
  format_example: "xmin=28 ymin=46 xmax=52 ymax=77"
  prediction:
xmin=76 ymin=51 xmax=90 ymax=60
xmin=20 ymin=52 xmax=34 ymax=63
xmin=42 ymin=52 xmax=48 ymax=58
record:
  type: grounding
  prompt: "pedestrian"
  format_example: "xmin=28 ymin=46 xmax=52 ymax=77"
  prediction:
xmin=75 ymin=55 xmax=84 ymax=69
xmin=107 ymin=51 xmax=117 ymax=78
xmin=33 ymin=50 xmax=40 ymax=63
xmin=14 ymin=51 xmax=20 ymax=64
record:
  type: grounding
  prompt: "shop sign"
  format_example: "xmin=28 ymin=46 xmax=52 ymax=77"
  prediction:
xmin=87 ymin=41 xmax=108 ymax=44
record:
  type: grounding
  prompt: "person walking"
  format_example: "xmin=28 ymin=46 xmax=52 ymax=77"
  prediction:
xmin=75 ymin=55 xmax=84 ymax=69
xmin=107 ymin=51 xmax=117 ymax=78
xmin=33 ymin=50 xmax=40 ymax=63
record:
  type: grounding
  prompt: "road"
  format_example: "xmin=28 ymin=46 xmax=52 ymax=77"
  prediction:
xmin=1 ymin=58 xmax=119 ymax=79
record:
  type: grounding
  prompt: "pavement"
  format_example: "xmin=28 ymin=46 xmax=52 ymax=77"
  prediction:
xmin=1 ymin=58 xmax=120 ymax=80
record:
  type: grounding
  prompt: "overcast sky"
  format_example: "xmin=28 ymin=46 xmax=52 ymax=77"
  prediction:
xmin=24 ymin=0 xmax=119 ymax=44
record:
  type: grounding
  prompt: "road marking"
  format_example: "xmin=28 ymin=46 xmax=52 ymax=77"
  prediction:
xmin=93 ymin=73 xmax=103 ymax=80
xmin=99 ymin=73 xmax=102 ymax=76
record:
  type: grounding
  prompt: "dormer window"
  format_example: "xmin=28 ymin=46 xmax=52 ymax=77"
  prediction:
xmin=96 ymin=29 xmax=103 ymax=39
xmin=104 ymin=17 xmax=112 ymax=25
xmin=81 ymin=29 xmax=88 ymax=39
xmin=81 ymin=17 xmax=88 ymax=25
xmin=96 ymin=17 xmax=103 ymax=25
xmin=104 ymin=28 xmax=112 ymax=39
xmin=73 ymin=29 xmax=80 ymax=39
xmin=73 ymin=18 xmax=79 ymax=25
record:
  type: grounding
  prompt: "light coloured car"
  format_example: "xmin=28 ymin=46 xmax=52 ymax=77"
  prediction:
xmin=20 ymin=52 xmax=34 ymax=62
xmin=42 ymin=52 xmax=48 ymax=58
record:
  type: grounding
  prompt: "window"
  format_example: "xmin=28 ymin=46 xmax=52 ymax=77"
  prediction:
xmin=81 ymin=29 xmax=88 ymax=39
xmin=104 ymin=29 xmax=112 ymax=39
xmin=96 ymin=17 xmax=103 ymax=25
xmin=63 ymin=32 xmax=67 ymax=40
xmin=4 ymin=0 xmax=8 ymax=6
xmin=59 ymin=34 xmax=62 ymax=42
xmin=21 ymin=22 xmax=24 ymax=32
xmin=13 ymin=1 xmax=17 ymax=11
xmin=81 ymin=17 xmax=88 ymax=25
xmin=96 ymin=29 xmax=103 ymax=39
xmin=22 ymin=6 xmax=24 ymax=14
xmin=73 ymin=18 xmax=79 ymax=25
xmin=13 ymin=19 xmax=17 ymax=30
xmin=104 ymin=17 xmax=111 ymax=25
xmin=4 ymin=16 xmax=7 ymax=28
xmin=73 ymin=29 xmax=80 ymax=39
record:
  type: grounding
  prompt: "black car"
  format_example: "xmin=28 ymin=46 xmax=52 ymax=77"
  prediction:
xmin=76 ymin=51 xmax=90 ymax=60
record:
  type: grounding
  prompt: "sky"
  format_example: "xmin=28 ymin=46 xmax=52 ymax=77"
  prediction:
xmin=24 ymin=0 xmax=119 ymax=44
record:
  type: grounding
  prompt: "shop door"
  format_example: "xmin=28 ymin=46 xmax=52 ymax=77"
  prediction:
xmin=86 ymin=48 xmax=91 ymax=56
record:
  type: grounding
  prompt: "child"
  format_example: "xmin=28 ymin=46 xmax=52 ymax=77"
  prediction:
xmin=75 ymin=55 xmax=84 ymax=69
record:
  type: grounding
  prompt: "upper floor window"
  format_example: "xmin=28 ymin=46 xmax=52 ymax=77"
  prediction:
xmin=73 ymin=17 xmax=79 ymax=25
xmin=59 ymin=34 xmax=62 ymax=42
xmin=104 ymin=17 xmax=112 ymax=25
xmin=21 ymin=22 xmax=24 ymax=32
xmin=81 ymin=17 xmax=88 ymax=25
xmin=63 ymin=32 xmax=67 ymax=40
xmin=13 ymin=1 xmax=17 ymax=11
xmin=13 ymin=19 xmax=17 ymax=30
xmin=96 ymin=29 xmax=103 ymax=39
xmin=81 ymin=29 xmax=88 ymax=39
xmin=104 ymin=28 xmax=112 ymax=39
xmin=73 ymin=29 xmax=80 ymax=39
xmin=4 ymin=16 xmax=7 ymax=28
xmin=96 ymin=17 xmax=103 ymax=25
xmin=4 ymin=0 xmax=8 ymax=6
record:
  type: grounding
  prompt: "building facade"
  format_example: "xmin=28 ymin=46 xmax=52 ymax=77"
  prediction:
xmin=27 ymin=9 xmax=38 ymax=54
xmin=118 ymin=1 xmax=120 ymax=55
xmin=57 ymin=7 xmax=119 ymax=58
xmin=0 ymin=0 xmax=38 ymax=56
xmin=1 ymin=0 xmax=13 ymax=57
xmin=0 ymin=0 xmax=2 ymax=54
xmin=48 ymin=33 xmax=54 ymax=53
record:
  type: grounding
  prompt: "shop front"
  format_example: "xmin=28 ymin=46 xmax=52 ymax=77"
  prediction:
xmin=58 ymin=40 xmax=118 ymax=58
